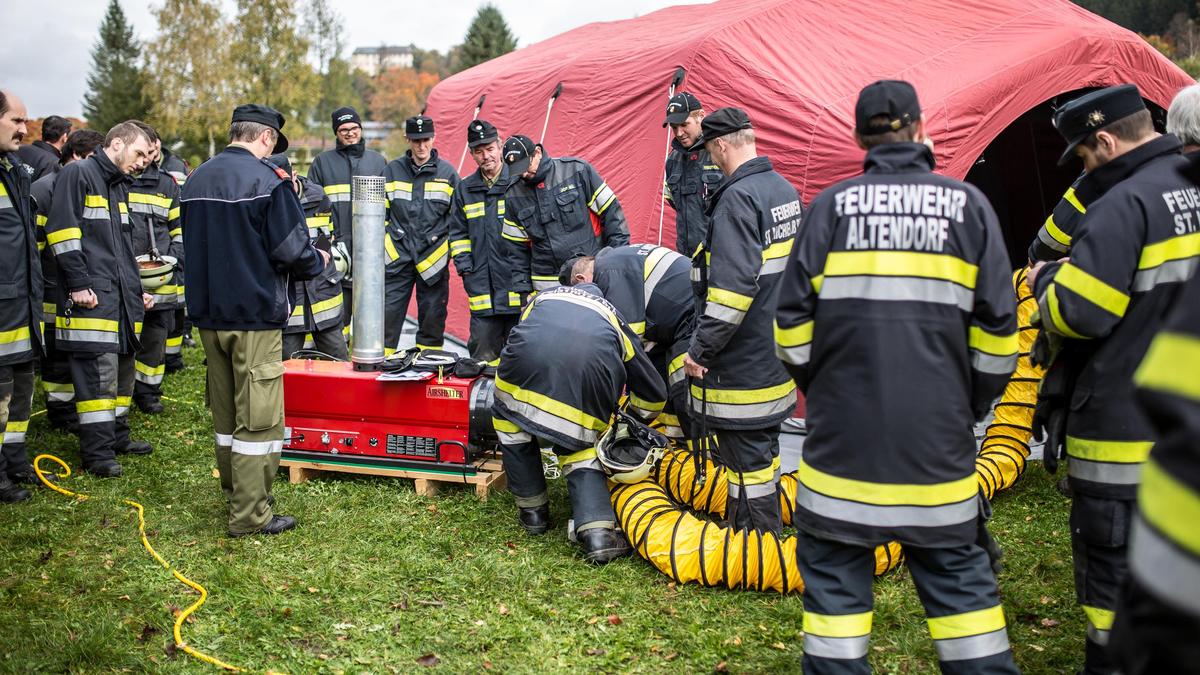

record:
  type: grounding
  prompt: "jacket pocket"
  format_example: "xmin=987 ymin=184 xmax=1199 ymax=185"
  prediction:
xmin=554 ymin=191 xmax=587 ymax=232
xmin=90 ymin=276 xmax=113 ymax=292
xmin=245 ymin=360 xmax=285 ymax=431
xmin=0 ymin=282 xmax=17 ymax=300
xmin=1072 ymin=495 xmax=1131 ymax=548
xmin=518 ymin=206 xmax=544 ymax=239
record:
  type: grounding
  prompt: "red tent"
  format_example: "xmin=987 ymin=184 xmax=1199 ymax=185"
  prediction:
xmin=424 ymin=0 xmax=1193 ymax=341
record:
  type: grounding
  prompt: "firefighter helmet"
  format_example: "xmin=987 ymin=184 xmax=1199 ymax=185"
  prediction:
xmin=596 ymin=409 xmax=669 ymax=484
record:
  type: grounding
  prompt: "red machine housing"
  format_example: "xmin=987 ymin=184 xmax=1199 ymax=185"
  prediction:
xmin=282 ymin=359 xmax=494 ymax=471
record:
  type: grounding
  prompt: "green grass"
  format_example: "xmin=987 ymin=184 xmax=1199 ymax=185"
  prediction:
xmin=0 ymin=347 xmax=1083 ymax=673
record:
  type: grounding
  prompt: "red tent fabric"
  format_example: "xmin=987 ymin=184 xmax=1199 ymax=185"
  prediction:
xmin=425 ymin=0 xmax=1192 ymax=341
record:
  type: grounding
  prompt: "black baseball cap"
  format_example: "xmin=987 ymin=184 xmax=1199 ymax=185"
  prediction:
xmin=405 ymin=115 xmax=435 ymax=139
xmin=467 ymin=119 xmax=499 ymax=148
xmin=331 ymin=106 xmax=361 ymax=133
xmin=267 ymin=153 xmax=293 ymax=175
xmin=503 ymin=135 xmax=537 ymax=175
xmin=855 ymin=80 xmax=921 ymax=136
xmin=700 ymin=107 xmax=752 ymax=142
xmin=1052 ymin=84 xmax=1147 ymax=166
xmin=231 ymin=103 xmax=288 ymax=153
xmin=664 ymin=92 xmax=703 ymax=127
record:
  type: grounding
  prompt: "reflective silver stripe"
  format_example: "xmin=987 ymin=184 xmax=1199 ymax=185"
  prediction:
xmin=494 ymin=386 xmax=598 ymax=446
xmin=776 ymin=343 xmax=811 ymax=366
xmin=78 ymin=410 xmax=116 ymax=424
xmin=501 ymin=222 xmax=527 ymax=240
xmin=116 ymin=405 xmax=129 ymax=417
xmin=821 ymin=276 xmax=974 ymax=312
xmin=215 ymin=433 xmax=233 ymax=447
xmin=803 ymin=634 xmax=870 ymax=660
xmin=659 ymin=423 xmax=683 ymax=439
xmin=231 ymin=438 xmax=283 ymax=455
xmin=57 ymin=328 xmax=120 ymax=344
xmin=51 ymin=239 xmax=82 ymax=255
xmin=424 ymin=191 xmax=451 ymax=203
xmin=690 ymin=389 xmax=796 ymax=421
xmin=934 ymin=628 xmax=1011 ymax=661
xmin=171 ymin=234 xmax=183 ymax=244
xmin=727 ymin=479 xmax=780 ymax=500
xmin=760 ymin=257 xmax=789 ymax=276
xmin=135 ymin=372 xmax=165 ymax=385
xmin=1130 ymin=514 xmax=1200 ymax=613
xmin=3 ymin=432 xmax=26 ymax=444
xmin=589 ymin=184 xmax=615 ymax=213
xmin=1037 ymin=226 xmax=1070 ymax=253
xmin=795 ymin=482 xmax=978 ymax=528
xmin=532 ymin=277 xmax=559 ymax=292
xmin=562 ymin=457 xmax=602 ymax=475
xmin=128 ymin=202 xmax=170 ymax=219
xmin=1086 ymin=624 xmax=1110 ymax=646
xmin=387 ymin=189 xmax=412 ymax=201
xmin=703 ymin=302 xmax=746 ymax=325
xmin=495 ymin=428 xmax=532 ymax=445
xmin=0 ymin=339 xmax=32 ymax=356
xmin=970 ymin=350 xmax=1017 ymax=375
xmin=418 ymin=254 xmax=448 ymax=283
xmin=0 ymin=195 xmax=12 ymax=209
xmin=690 ymin=267 xmax=702 ymax=282
xmin=150 ymin=293 xmax=176 ymax=305
xmin=668 ymin=365 xmax=687 ymax=388
xmin=326 ymin=192 xmax=350 ymax=203
xmin=165 ymin=344 xmax=182 ymax=355
xmin=1067 ymin=458 xmax=1143 ymax=485
xmin=1132 ymin=257 xmax=1198 ymax=293
xmin=643 ymin=249 xmax=680 ymax=307
xmin=312 ymin=304 xmax=342 ymax=326
xmin=82 ymin=206 xmax=109 ymax=220
xmin=629 ymin=402 xmax=661 ymax=419
xmin=47 ymin=392 xmax=74 ymax=402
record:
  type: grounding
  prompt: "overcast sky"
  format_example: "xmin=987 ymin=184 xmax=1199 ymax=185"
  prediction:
xmin=5 ymin=0 xmax=713 ymax=119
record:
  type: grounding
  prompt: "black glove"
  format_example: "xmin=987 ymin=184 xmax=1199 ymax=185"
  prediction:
xmin=1032 ymin=406 xmax=1066 ymax=474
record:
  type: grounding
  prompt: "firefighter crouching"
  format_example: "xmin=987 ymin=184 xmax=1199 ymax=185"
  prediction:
xmin=681 ymin=107 xmax=800 ymax=535
xmin=775 ymin=80 xmax=1019 ymax=674
xmin=492 ymin=284 xmax=666 ymax=564
xmin=562 ymin=244 xmax=695 ymax=441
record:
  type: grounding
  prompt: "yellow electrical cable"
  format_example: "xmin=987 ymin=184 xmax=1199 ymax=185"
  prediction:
xmin=34 ymin=453 xmax=241 ymax=672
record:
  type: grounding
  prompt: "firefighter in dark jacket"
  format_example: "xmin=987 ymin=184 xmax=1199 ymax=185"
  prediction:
xmin=1028 ymin=174 xmax=1090 ymax=263
xmin=681 ymin=108 xmax=800 ymax=535
xmin=382 ymin=115 xmax=459 ymax=352
xmin=449 ymin=120 xmax=521 ymax=363
xmin=16 ymin=115 xmax=70 ymax=182
xmin=501 ymin=135 xmax=630 ymax=293
xmin=45 ymin=121 xmax=157 ymax=478
xmin=30 ymin=130 xmax=105 ymax=434
xmin=307 ymin=106 xmax=387 ymax=327
xmin=269 ymin=153 xmax=346 ymax=360
xmin=1028 ymin=84 xmax=1198 ymax=675
xmin=775 ymin=80 xmax=1019 ymax=675
xmin=182 ymin=104 xmax=328 ymax=537
xmin=0 ymin=90 xmax=44 ymax=503
xmin=493 ymin=284 xmax=666 ymax=564
xmin=159 ymin=144 xmax=190 ymax=370
xmin=663 ymin=92 xmax=723 ymax=258
xmin=562 ymin=244 xmax=694 ymax=441
xmin=128 ymin=128 xmax=183 ymax=414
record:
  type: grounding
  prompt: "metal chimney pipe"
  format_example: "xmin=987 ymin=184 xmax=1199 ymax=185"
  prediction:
xmin=351 ymin=175 xmax=386 ymax=370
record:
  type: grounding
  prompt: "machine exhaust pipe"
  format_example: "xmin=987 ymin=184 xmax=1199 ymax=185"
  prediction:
xmin=351 ymin=175 xmax=387 ymax=370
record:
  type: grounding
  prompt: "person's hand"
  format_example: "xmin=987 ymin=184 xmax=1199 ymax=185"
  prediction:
xmin=318 ymin=248 xmax=331 ymax=267
xmin=683 ymin=353 xmax=708 ymax=379
xmin=1027 ymin=258 xmax=1065 ymax=289
xmin=70 ymin=288 xmax=98 ymax=309
xmin=142 ymin=293 xmax=155 ymax=310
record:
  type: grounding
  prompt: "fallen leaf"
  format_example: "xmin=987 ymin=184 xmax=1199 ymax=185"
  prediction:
xmin=416 ymin=599 xmax=444 ymax=607
xmin=1039 ymin=618 xmax=1060 ymax=628
xmin=664 ymin=652 xmax=678 ymax=661
xmin=772 ymin=642 xmax=788 ymax=651
xmin=715 ymin=661 xmax=728 ymax=672
xmin=336 ymin=635 xmax=349 ymax=642
xmin=138 ymin=624 xmax=160 ymax=642
xmin=498 ymin=604 xmax=510 ymax=616
xmin=163 ymin=641 xmax=178 ymax=659
xmin=482 ymin=661 xmax=493 ymax=669
xmin=38 ymin=549 xmax=52 ymax=564
xmin=586 ymin=648 xmax=606 ymax=656
xmin=307 ymin=587 xmax=319 ymax=593
xmin=650 ymin=645 xmax=661 ymax=654
xmin=65 ymin=551 xmax=77 ymax=558
xmin=282 ymin=607 xmax=293 ymax=617
xmin=1030 ymin=644 xmax=1045 ymax=652
xmin=168 ymin=604 xmax=182 ymax=617
xmin=181 ymin=540 xmax=198 ymax=547
xmin=391 ymin=600 xmax=410 ymax=611
xmin=1039 ymin=595 xmax=1052 ymax=605
xmin=587 ymin=616 xmax=600 ymax=625
xmin=505 ymin=541 xmax=517 ymax=549
xmin=607 ymin=614 xmax=622 ymax=626
xmin=318 ymin=653 xmax=330 ymax=660
xmin=118 ymin=595 xmax=131 ymax=601
xmin=474 ymin=619 xmax=486 ymax=626
xmin=1025 ymin=515 xmax=1033 ymax=522
xmin=426 ymin=504 xmax=438 ymax=514
xmin=416 ymin=653 xmax=440 ymax=667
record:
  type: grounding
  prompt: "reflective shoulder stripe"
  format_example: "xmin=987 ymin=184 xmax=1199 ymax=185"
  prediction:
xmin=823 ymin=250 xmax=979 ymax=288
xmin=128 ymin=192 xmax=173 ymax=209
xmin=1135 ymin=330 xmax=1200 ymax=401
xmin=502 ymin=219 xmax=530 ymax=243
xmin=588 ymin=182 xmax=616 ymax=215
xmin=1052 ymin=262 xmax=1129 ymax=317
xmin=538 ymin=292 xmax=634 ymax=360
xmin=760 ymin=239 xmax=794 ymax=276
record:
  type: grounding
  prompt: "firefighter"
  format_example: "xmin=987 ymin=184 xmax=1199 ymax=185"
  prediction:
xmin=1027 ymin=84 xmax=1197 ymax=674
xmin=307 ymin=106 xmax=387 ymax=329
xmin=500 ymin=135 xmax=630 ymax=293
xmin=270 ymin=153 xmax=346 ymax=360
xmin=492 ymin=283 xmax=666 ymax=563
xmin=680 ymin=107 xmax=800 ymax=535
xmin=382 ymin=115 xmax=459 ymax=353
xmin=128 ymin=126 xmax=183 ymax=414
xmin=159 ymin=143 xmax=192 ymax=372
xmin=1028 ymin=174 xmax=1089 ymax=264
xmin=17 ymin=114 xmax=70 ymax=182
xmin=181 ymin=104 xmax=329 ymax=537
xmin=663 ymin=92 xmax=724 ymax=258
xmin=0 ymin=90 xmax=44 ymax=503
xmin=1168 ymin=82 xmax=1200 ymax=156
xmin=45 ymin=121 xmax=157 ymax=477
xmin=561 ymin=244 xmax=694 ymax=441
xmin=31 ymin=129 xmax=105 ymax=434
xmin=775 ymin=79 xmax=1019 ymax=674
xmin=448 ymin=119 xmax=521 ymax=363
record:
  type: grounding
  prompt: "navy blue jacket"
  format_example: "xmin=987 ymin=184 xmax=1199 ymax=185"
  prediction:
xmin=181 ymin=146 xmax=324 ymax=330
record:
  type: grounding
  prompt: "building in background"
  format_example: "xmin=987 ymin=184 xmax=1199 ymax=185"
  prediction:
xmin=351 ymin=46 xmax=414 ymax=76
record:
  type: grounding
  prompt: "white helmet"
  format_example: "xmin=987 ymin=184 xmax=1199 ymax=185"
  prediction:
xmin=596 ymin=410 xmax=668 ymax=484
xmin=332 ymin=240 xmax=351 ymax=279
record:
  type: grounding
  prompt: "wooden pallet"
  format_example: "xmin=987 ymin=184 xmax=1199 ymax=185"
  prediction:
xmin=279 ymin=455 xmax=506 ymax=500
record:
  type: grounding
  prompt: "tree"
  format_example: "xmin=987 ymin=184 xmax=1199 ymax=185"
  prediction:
xmin=304 ymin=0 xmax=363 ymax=138
xmin=83 ymin=0 xmax=152 ymax=132
xmin=1072 ymin=0 xmax=1194 ymax=34
xmin=228 ymin=0 xmax=319 ymax=132
xmin=368 ymin=68 xmax=440 ymax=127
xmin=455 ymin=4 xmax=517 ymax=73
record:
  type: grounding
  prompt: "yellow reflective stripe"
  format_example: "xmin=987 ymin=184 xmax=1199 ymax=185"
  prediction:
xmin=690 ymin=381 xmax=795 ymax=405
xmin=1063 ymin=187 xmax=1086 ymax=214
xmin=468 ymin=294 xmax=493 ymax=311
xmin=168 ymin=207 xmax=180 ymax=221
xmin=310 ymin=294 xmax=342 ymax=314
xmin=492 ymin=417 xmax=521 ymax=434
xmin=76 ymin=399 xmax=116 ymax=413
xmin=811 ymin=274 xmax=824 ymax=293
xmin=425 ymin=181 xmax=454 ymax=196
xmin=134 ymin=360 xmax=165 ymax=376
xmin=823 ymin=251 xmax=979 ymax=288
xmin=728 ymin=456 xmax=781 ymax=485
xmin=494 ymin=377 xmax=608 ymax=432
xmin=323 ymin=184 xmax=350 ymax=195
xmin=1053 ymin=263 xmax=1129 ymax=317
xmin=385 ymin=180 xmax=413 ymax=192
xmin=762 ymin=240 xmax=792 ymax=261
xmin=1067 ymin=438 xmax=1152 ymax=464
xmin=463 ymin=202 xmax=486 ymax=218
xmin=1136 ymin=331 xmax=1200 ymax=401
xmin=1043 ymin=215 xmax=1072 ymax=247
xmin=83 ymin=194 xmax=109 ymax=209
xmin=55 ymin=316 xmax=118 ymax=332
xmin=36 ymin=214 xmax=47 ymax=226
xmin=927 ymin=606 xmax=1007 ymax=640
xmin=306 ymin=215 xmax=331 ymax=230
xmin=289 ymin=302 xmax=304 ymax=318
xmin=1140 ymin=458 xmax=1200 ymax=556
xmin=416 ymin=240 xmax=449 ymax=273
xmin=46 ymin=227 xmax=82 ymax=244
xmin=5 ymin=419 xmax=29 ymax=433
xmin=508 ymin=292 xmax=521 ymax=306
xmin=629 ymin=392 xmax=664 ymax=412
xmin=627 ymin=321 xmax=646 ymax=336
xmin=118 ymin=202 xmax=128 ymax=214
xmin=560 ymin=446 xmax=598 ymax=466
xmin=803 ymin=611 xmax=873 ymax=638
xmin=168 ymin=227 xmax=182 ymax=238
xmin=798 ymin=458 xmax=978 ymax=507
xmin=383 ymin=234 xmax=399 ymax=262
xmin=1081 ymin=606 xmax=1115 ymax=631
xmin=128 ymin=192 xmax=172 ymax=209
xmin=0 ymin=326 xmax=31 ymax=344
xmin=968 ymin=326 xmax=1018 ymax=356
xmin=43 ymin=382 xmax=73 ymax=393
xmin=706 ymin=287 xmax=753 ymax=311
xmin=1044 ymin=284 xmax=1086 ymax=339
xmin=1138 ymin=231 xmax=1200 ymax=270
xmin=774 ymin=320 xmax=813 ymax=347
xmin=450 ymin=239 xmax=472 ymax=256
xmin=133 ymin=321 xmax=142 ymax=334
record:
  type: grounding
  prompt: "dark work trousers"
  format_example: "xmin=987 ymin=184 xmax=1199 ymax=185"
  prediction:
xmin=134 ymin=310 xmax=170 ymax=405
xmin=712 ymin=425 xmax=782 ymax=535
xmin=282 ymin=325 xmax=349 ymax=361
xmin=165 ymin=307 xmax=184 ymax=371
xmin=467 ymin=313 xmax=518 ymax=364
xmin=1110 ymin=573 xmax=1200 ymax=675
xmin=0 ymin=361 xmax=35 ymax=478
xmin=41 ymin=328 xmax=77 ymax=429
xmin=1070 ymin=494 xmax=1133 ymax=674
xmin=69 ymin=352 xmax=135 ymax=467
xmin=383 ymin=262 xmax=448 ymax=353
xmin=796 ymin=529 xmax=1019 ymax=675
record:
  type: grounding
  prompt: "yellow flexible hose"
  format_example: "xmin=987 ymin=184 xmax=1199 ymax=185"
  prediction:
xmin=34 ymin=454 xmax=241 ymax=671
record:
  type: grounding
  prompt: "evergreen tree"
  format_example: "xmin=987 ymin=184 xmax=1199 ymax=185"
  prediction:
xmin=455 ymin=4 xmax=517 ymax=73
xmin=83 ymin=0 xmax=151 ymax=132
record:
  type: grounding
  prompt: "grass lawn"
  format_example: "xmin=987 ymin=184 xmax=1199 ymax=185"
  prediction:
xmin=0 ymin=347 xmax=1083 ymax=673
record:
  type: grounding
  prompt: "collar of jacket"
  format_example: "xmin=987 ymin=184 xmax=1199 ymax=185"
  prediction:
xmin=708 ymin=155 xmax=772 ymax=205
xmin=523 ymin=151 xmax=555 ymax=186
xmin=337 ymin=139 xmax=365 ymax=158
xmin=0 ymin=151 xmax=13 ymax=173
xmin=134 ymin=162 xmax=162 ymax=185
xmin=92 ymin=148 xmax=128 ymax=186
xmin=33 ymin=139 xmax=62 ymax=158
xmin=863 ymin=142 xmax=935 ymax=174
xmin=474 ymin=163 xmax=508 ymax=190
xmin=299 ymin=175 xmax=324 ymax=208
xmin=1083 ymin=133 xmax=1183 ymax=195
xmin=406 ymin=148 xmax=440 ymax=174
xmin=671 ymin=137 xmax=704 ymax=153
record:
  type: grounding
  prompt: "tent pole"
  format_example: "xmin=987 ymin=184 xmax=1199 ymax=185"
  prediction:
xmin=456 ymin=94 xmax=487 ymax=174
xmin=656 ymin=67 xmax=687 ymax=247
xmin=539 ymin=82 xmax=565 ymax=146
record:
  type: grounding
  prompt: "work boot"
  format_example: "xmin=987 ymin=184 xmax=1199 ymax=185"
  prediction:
xmin=0 ymin=478 xmax=31 ymax=503
xmin=115 ymin=440 xmax=153 ymax=456
xmin=578 ymin=527 xmax=632 ymax=565
xmin=85 ymin=460 xmax=123 ymax=478
xmin=8 ymin=467 xmax=38 ymax=485
xmin=229 ymin=515 xmax=296 ymax=538
xmin=135 ymin=398 xmax=164 ymax=414
xmin=165 ymin=358 xmax=185 ymax=374
xmin=182 ymin=333 xmax=197 ymax=349
xmin=518 ymin=505 xmax=551 ymax=535
xmin=49 ymin=415 xmax=80 ymax=435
